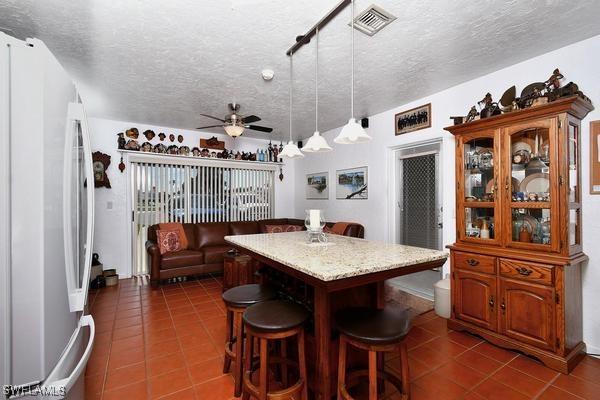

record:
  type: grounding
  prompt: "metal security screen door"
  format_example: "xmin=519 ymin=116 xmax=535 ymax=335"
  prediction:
xmin=128 ymin=154 xmax=275 ymax=276
xmin=398 ymin=152 xmax=442 ymax=250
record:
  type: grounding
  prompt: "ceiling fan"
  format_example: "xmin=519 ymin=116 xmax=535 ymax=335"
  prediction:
xmin=196 ymin=103 xmax=273 ymax=137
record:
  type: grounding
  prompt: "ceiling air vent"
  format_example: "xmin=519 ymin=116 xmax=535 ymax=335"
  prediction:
xmin=350 ymin=4 xmax=396 ymax=36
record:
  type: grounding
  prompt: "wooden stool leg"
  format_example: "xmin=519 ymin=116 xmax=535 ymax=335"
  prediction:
xmin=233 ymin=310 xmax=244 ymax=397
xmin=242 ymin=331 xmax=254 ymax=400
xmin=337 ymin=335 xmax=347 ymax=400
xmin=259 ymin=337 xmax=269 ymax=400
xmin=223 ymin=308 xmax=233 ymax=373
xmin=399 ymin=341 xmax=410 ymax=397
xmin=298 ymin=329 xmax=308 ymax=400
xmin=368 ymin=350 xmax=377 ymax=400
xmin=280 ymin=338 xmax=289 ymax=387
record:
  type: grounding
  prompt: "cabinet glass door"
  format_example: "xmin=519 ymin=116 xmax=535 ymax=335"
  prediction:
xmin=504 ymin=119 xmax=559 ymax=252
xmin=459 ymin=132 xmax=499 ymax=244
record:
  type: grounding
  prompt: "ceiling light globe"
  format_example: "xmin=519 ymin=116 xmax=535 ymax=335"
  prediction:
xmin=333 ymin=118 xmax=372 ymax=144
xmin=302 ymin=131 xmax=332 ymax=152
xmin=280 ymin=140 xmax=305 ymax=158
xmin=224 ymin=124 xmax=245 ymax=137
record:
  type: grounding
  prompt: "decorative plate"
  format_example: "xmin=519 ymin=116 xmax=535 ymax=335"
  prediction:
xmin=519 ymin=172 xmax=550 ymax=193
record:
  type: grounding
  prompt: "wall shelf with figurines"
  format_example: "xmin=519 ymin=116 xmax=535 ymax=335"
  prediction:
xmin=117 ymin=128 xmax=286 ymax=164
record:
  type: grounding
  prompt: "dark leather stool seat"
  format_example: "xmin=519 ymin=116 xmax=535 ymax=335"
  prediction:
xmin=336 ymin=307 xmax=412 ymax=400
xmin=242 ymin=300 xmax=309 ymax=400
xmin=335 ymin=307 xmax=411 ymax=345
xmin=243 ymin=300 xmax=310 ymax=333
xmin=222 ymin=284 xmax=277 ymax=397
xmin=222 ymin=284 xmax=277 ymax=308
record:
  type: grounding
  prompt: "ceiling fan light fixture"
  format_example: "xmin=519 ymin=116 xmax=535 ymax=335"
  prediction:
xmin=224 ymin=124 xmax=245 ymax=137
xmin=280 ymin=140 xmax=304 ymax=158
xmin=302 ymin=131 xmax=332 ymax=152
xmin=334 ymin=118 xmax=371 ymax=144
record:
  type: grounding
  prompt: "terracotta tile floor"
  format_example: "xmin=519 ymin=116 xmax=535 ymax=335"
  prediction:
xmin=85 ymin=276 xmax=600 ymax=399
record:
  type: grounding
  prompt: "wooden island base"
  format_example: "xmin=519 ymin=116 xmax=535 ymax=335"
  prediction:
xmin=448 ymin=317 xmax=587 ymax=374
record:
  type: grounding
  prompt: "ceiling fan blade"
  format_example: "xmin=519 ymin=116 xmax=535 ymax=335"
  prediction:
xmin=196 ymin=125 xmax=224 ymax=129
xmin=241 ymin=115 xmax=261 ymax=124
xmin=246 ymin=125 xmax=273 ymax=133
xmin=198 ymin=113 xmax=226 ymax=122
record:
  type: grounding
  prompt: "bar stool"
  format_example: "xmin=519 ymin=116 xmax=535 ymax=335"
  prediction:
xmin=335 ymin=307 xmax=412 ymax=400
xmin=222 ymin=284 xmax=277 ymax=397
xmin=242 ymin=300 xmax=310 ymax=400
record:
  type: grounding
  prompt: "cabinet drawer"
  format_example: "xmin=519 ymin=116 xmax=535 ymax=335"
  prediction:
xmin=454 ymin=252 xmax=496 ymax=274
xmin=499 ymin=259 xmax=553 ymax=286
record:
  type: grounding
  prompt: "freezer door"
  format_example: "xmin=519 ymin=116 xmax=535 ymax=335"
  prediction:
xmin=63 ymin=102 xmax=95 ymax=312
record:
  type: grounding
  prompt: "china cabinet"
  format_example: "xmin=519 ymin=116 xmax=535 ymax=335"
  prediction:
xmin=445 ymin=96 xmax=593 ymax=373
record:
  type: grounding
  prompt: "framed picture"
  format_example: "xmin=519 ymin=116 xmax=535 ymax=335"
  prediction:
xmin=395 ymin=103 xmax=431 ymax=135
xmin=306 ymin=172 xmax=329 ymax=199
xmin=591 ymin=121 xmax=600 ymax=194
xmin=336 ymin=167 xmax=368 ymax=199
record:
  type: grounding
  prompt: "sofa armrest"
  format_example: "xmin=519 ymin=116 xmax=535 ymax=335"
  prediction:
xmin=146 ymin=240 xmax=161 ymax=288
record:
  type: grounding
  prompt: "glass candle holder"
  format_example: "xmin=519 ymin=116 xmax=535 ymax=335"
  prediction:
xmin=305 ymin=209 xmax=326 ymax=243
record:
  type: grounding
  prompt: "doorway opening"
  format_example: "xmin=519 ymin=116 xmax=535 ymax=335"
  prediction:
xmin=388 ymin=140 xmax=443 ymax=301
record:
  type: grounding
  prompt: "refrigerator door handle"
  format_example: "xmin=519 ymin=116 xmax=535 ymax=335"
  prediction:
xmin=63 ymin=101 xmax=95 ymax=312
xmin=41 ymin=315 xmax=95 ymax=397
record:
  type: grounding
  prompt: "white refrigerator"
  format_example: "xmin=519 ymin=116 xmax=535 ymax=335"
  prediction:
xmin=0 ymin=33 xmax=95 ymax=399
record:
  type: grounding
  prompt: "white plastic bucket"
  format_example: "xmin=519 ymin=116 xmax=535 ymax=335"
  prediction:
xmin=434 ymin=277 xmax=451 ymax=319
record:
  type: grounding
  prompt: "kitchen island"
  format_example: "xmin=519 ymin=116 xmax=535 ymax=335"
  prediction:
xmin=225 ymin=231 xmax=448 ymax=400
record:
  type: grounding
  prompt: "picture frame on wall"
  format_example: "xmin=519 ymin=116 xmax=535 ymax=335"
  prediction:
xmin=591 ymin=121 xmax=600 ymax=194
xmin=336 ymin=167 xmax=368 ymax=199
xmin=306 ymin=172 xmax=329 ymax=199
xmin=395 ymin=103 xmax=431 ymax=135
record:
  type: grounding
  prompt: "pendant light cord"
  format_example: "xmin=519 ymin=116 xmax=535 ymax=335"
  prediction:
xmin=289 ymin=52 xmax=293 ymax=142
xmin=315 ymin=28 xmax=319 ymax=132
xmin=350 ymin=0 xmax=354 ymax=119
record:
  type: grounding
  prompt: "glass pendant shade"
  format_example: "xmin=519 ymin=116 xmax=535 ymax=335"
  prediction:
xmin=302 ymin=131 xmax=332 ymax=152
xmin=334 ymin=118 xmax=371 ymax=144
xmin=224 ymin=124 xmax=244 ymax=137
xmin=280 ymin=140 xmax=304 ymax=158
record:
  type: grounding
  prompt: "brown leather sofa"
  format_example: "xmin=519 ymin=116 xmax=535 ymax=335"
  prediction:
xmin=146 ymin=218 xmax=364 ymax=288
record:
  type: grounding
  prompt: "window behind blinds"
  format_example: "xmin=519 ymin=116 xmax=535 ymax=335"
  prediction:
xmin=129 ymin=157 xmax=275 ymax=276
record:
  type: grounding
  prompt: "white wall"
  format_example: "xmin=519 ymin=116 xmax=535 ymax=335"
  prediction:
xmin=88 ymin=117 xmax=296 ymax=279
xmin=294 ymin=35 xmax=600 ymax=352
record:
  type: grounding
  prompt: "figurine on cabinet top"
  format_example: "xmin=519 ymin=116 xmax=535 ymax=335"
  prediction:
xmin=125 ymin=127 xmax=139 ymax=139
xmin=158 ymin=132 xmax=166 ymax=141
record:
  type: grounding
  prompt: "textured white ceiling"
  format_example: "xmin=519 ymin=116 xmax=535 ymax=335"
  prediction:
xmin=2 ymin=0 xmax=600 ymax=140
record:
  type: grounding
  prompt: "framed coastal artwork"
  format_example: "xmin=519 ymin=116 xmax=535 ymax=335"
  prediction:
xmin=306 ymin=172 xmax=329 ymax=199
xmin=395 ymin=103 xmax=431 ymax=135
xmin=336 ymin=167 xmax=368 ymax=199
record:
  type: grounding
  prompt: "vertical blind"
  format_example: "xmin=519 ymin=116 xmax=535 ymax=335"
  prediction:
xmin=130 ymin=159 xmax=275 ymax=276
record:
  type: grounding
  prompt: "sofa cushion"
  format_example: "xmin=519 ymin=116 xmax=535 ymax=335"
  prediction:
xmin=196 ymin=222 xmax=230 ymax=248
xmin=258 ymin=218 xmax=289 ymax=233
xmin=159 ymin=222 xmax=189 ymax=249
xmin=157 ymin=229 xmax=183 ymax=255
xmin=204 ymin=245 xmax=232 ymax=264
xmin=161 ymin=250 xmax=204 ymax=269
xmin=230 ymin=221 xmax=259 ymax=236
xmin=265 ymin=224 xmax=304 ymax=233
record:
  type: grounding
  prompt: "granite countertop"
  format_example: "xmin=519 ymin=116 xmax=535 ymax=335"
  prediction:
xmin=224 ymin=231 xmax=448 ymax=282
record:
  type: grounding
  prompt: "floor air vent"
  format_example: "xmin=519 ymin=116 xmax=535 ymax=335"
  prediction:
xmin=350 ymin=4 xmax=396 ymax=36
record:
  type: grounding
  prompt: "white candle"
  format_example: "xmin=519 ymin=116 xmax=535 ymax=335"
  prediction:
xmin=309 ymin=209 xmax=320 ymax=230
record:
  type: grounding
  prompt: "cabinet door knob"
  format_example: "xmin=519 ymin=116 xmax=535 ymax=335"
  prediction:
xmin=516 ymin=267 xmax=533 ymax=276
xmin=466 ymin=259 xmax=480 ymax=266
xmin=500 ymin=301 xmax=506 ymax=313
xmin=488 ymin=297 xmax=494 ymax=308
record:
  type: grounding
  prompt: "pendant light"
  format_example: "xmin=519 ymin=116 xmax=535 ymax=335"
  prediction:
xmin=302 ymin=28 xmax=332 ymax=153
xmin=280 ymin=52 xmax=305 ymax=159
xmin=334 ymin=0 xmax=371 ymax=144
